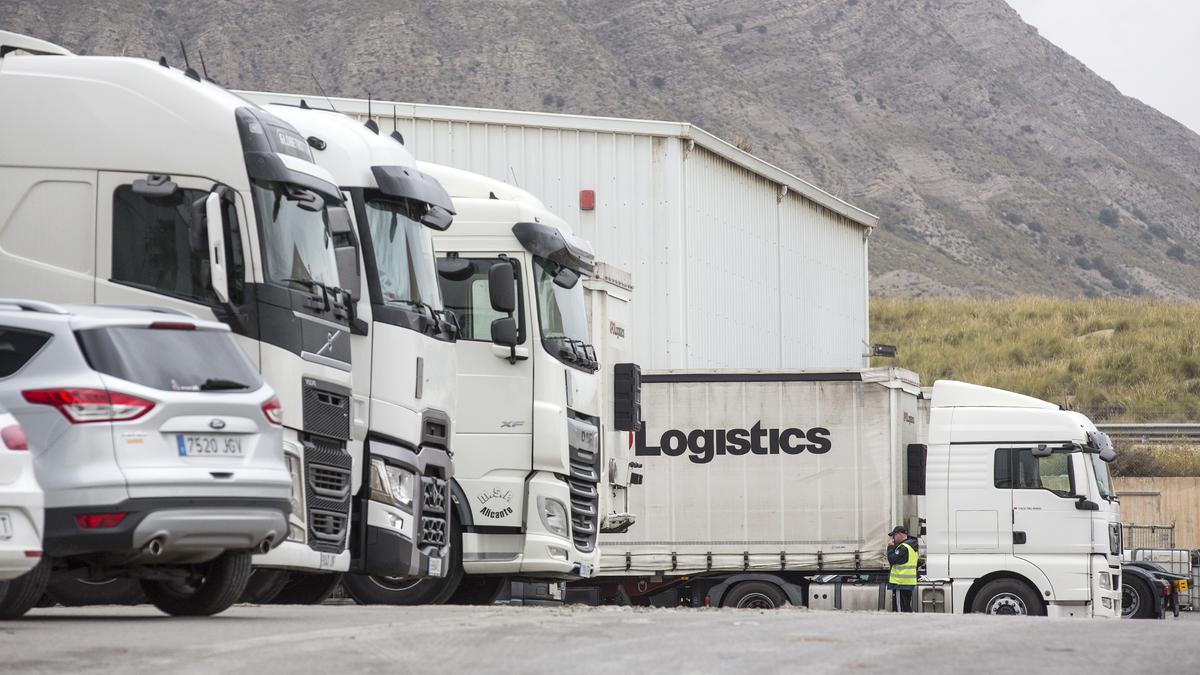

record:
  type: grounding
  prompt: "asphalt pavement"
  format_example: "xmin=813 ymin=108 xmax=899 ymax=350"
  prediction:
xmin=1 ymin=604 xmax=1194 ymax=674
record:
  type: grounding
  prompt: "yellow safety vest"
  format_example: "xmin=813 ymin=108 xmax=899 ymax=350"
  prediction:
xmin=889 ymin=542 xmax=918 ymax=586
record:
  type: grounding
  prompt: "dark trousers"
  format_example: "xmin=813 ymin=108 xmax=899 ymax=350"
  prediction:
xmin=892 ymin=587 xmax=914 ymax=613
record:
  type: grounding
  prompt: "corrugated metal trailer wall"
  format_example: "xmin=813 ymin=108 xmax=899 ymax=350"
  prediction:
xmin=240 ymin=93 xmax=874 ymax=370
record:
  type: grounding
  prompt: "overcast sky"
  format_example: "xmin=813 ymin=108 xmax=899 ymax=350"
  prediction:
xmin=1006 ymin=0 xmax=1200 ymax=134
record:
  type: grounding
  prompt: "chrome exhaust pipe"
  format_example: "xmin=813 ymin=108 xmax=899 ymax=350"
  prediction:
xmin=257 ymin=538 xmax=273 ymax=555
xmin=144 ymin=538 xmax=164 ymax=557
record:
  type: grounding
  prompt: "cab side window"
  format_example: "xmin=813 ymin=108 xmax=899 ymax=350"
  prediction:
xmin=437 ymin=257 xmax=524 ymax=343
xmin=111 ymin=186 xmax=243 ymax=304
xmin=994 ymin=448 xmax=1074 ymax=497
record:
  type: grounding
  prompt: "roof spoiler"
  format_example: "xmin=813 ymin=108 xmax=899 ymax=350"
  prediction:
xmin=0 ymin=31 xmax=72 ymax=58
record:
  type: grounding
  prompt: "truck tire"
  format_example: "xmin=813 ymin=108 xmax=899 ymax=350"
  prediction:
xmin=142 ymin=550 xmax=252 ymax=617
xmin=0 ymin=557 xmax=52 ymax=620
xmin=269 ymin=571 xmax=343 ymax=605
xmin=342 ymin=514 xmax=463 ymax=605
xmin=1121 ymin=577 xmax=1155 ymax=619
xmin=971 ymin=579 xmax=1045 ymax=616
xmin=722 ymin=581 xmax=787 ymax=608
xmin=446 ymin=575 xmax=509 ymax=605
xmin=47 ymin=569 xmax=145 ymax=606
xmin=239 ymin=569 xmax=291 ymax=604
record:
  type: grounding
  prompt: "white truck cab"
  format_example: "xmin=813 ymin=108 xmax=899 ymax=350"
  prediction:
xmin=923 ymin=381 xmax=1122 ymax=618
xmin=264 ymin=104 xmax=458 ymax=602
xmin=0 ymin=32 xmax=358 ymax=602
xmin=380 ymin=163 xmax=609 ymax=603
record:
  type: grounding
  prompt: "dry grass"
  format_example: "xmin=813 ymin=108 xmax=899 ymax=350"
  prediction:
xmin=1110 ymin=445 xmax=1200 ymax=477
xmin=870 ymin=296 xmax=1200 ymax=421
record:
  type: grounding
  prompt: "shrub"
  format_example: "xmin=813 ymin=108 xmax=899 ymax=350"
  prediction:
xmin=1098 ymin=208 xmax=1120 ymax=227
xmin=854 ymin=92 xmax=863 ymax=103
xmin=650 ymin=76 xmax=666 ymax=89
xmin=1167 ymin=245 xmax=1187 ymax=262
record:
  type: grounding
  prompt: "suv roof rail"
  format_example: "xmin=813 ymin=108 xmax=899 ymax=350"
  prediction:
xmin=100 ymin=304 xmax=198 ymax=318
xmin=0 ymin=298 xmax=70 ymax=314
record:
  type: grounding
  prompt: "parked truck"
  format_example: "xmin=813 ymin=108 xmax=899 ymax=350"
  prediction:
xmin=0 ymin=32 xmax=358 ymax=603
xmin=263 ymin=103 xmax=457 ymax=602
xmin=583 ymin=369 xmax=1130 ymax=618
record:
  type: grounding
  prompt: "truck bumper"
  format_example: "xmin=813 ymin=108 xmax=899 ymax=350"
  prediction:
xmin=462 ymin=474 xmax=599 ymax=579
xmin=253 ymin=539 xmax=350 ymax=573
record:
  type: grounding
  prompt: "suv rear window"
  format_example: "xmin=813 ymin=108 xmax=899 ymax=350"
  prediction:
xmin=76 ymin=326 xmax=263 ymax=392
xmin=0 ymin=327 xmax=52 ymax=378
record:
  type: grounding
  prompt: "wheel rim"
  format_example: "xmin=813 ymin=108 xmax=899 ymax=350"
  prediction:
xmin=1121 ymin=584 xmax=1139 ymax=617
xmin=367 ymin=575 xmax=425 ymax=592
xmin=735 ymin=592 xmax=777 ymax=609
xmin=984 ymin=592 xmax=1028 ymax=615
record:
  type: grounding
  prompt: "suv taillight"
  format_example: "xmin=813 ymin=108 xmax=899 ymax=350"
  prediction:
xmin=1 ymin=424 xmax=28 ymax=450
xmin=22 ymin=388 xmax=155 ymax=423
xmin=262 ymin=397 xmax=284 ymax=426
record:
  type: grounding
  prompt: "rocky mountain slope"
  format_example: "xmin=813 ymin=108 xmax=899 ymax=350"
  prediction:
xmin=6 ymin=0 xmax=1200 ymax=297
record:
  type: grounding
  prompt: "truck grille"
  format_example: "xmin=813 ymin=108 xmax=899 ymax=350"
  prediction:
xmin=303 ymin=437 xmax=352 ymax=553
xmin=420 ymin=516 xmax=447 ymax=547
xmin=302 ymin=380 xmax=351 ymax=441
xmin=420 ymin=476 xmax=448 ymax=548
xmin=566 ymin=413 xmax=601 ymax=553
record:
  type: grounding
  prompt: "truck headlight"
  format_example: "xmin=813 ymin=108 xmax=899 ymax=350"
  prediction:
xmin=538 ymin=495 xmax=571 ymax=539
xmin=567 ymin=418 xmax=599 ymax=454
xmin=286 ymin=453 xmax=304 ymax=517
xmin=370 ymin=458 xmax=415 ymax=508
xmin=1099 ymin=572 xmax=1111 ymax=590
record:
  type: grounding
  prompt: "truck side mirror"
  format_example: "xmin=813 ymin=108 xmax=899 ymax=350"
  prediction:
xmin=327 ymin=206 xmax=361 ymax=302
xmin=203 ymin=191 xmax=230 ymax=304
xmin=613 ymin=363 xmax=642 ymax=432
xmin=488 ymin=261 xmax=516 ymax=314
xmin=906 ymin=444 xmax=927 ymax=495
xmin=491 ymin=316 xmax=518 ymax=348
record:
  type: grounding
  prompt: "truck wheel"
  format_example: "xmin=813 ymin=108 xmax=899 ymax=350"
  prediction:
xmin=343 ymin=511 xmax=463 ymax=605
xmin=446 ymin=575 xmax=509 ymax=605
xmin=0 ymin=557 xmax=52 ymax=620
xmin=239 ymin=569 xmax=291 ymax=604
xmin=722 ymin=581 xmax=787 ymax=608
xmin=1121 ymin=577 xmax=1155 ymax=619
xmin=269 ymin=571 xmax=343 ymax=605
xmin=971 ymin=579 xmax=1045 ymax=616
xmin=47 ymin=569 xmax=145 ymax=606
xmin=142 ymin=550 xmax=252 ymax=617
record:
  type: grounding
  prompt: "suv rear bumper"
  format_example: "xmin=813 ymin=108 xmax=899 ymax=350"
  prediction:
xmin=44 ymin=497 xmax=290 ymax=557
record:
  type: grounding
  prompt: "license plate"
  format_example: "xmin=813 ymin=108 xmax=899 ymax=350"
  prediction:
xmin=1174 ymin=579 xmax=1189 ymax=593
xmin=0 ymin=513 xmax=10 ymax=540
xmin=429 ymin=556 xmax=443 ymax=577
xmin=176 ymin=434 xmax=244 ymax=457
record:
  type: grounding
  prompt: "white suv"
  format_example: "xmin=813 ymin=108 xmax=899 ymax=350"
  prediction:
xmin=0 ymin=300 xmax=292 ymax=618
xmin=0 ymin=405 xmax=44 ymax=618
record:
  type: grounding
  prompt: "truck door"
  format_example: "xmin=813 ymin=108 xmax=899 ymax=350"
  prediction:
xmin=437 ymin=253 xmax=533 ymax=527
xmin=94 ymin=171 xmax=260 ymax=366
xmin=947 ymin=443 xmax=1013 ymax=569
xmin=1004 ymin=447 xmax=1093 ymax=597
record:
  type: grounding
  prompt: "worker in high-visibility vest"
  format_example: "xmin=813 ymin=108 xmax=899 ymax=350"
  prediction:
xmin=887 ymin=525 xmax=919 ymax=612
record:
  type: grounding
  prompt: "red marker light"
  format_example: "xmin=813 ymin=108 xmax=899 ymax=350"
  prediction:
xmin=75 ymin=513 xmax=127 ymax=529
xmin=1 ymin=424 xmax=28 ymax=450
xmin=149 ymin=321 xmax=196 ymax=330
xmin=580 ymin=189 xmax=595 ymax=211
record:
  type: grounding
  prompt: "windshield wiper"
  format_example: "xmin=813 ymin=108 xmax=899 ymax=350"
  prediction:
xmin=199 ymin=378 xmax=249 ymax=391
xmin=386 ymin=298 xmax=448 ymax=335
xmin=281 ymin=277 xmax=351 ymax=316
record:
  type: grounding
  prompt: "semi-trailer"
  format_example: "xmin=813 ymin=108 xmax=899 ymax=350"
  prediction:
xmin=586 ymin=369 xmax=1129 ymax=618
xmin=263 ymin=103 xmax=458 ymax=602
xmin=0 ymin=32 xmax=358 ymax=603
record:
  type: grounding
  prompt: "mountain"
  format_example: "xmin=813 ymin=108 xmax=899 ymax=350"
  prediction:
xmin=6 ymin=0 xmax=1200 ymax=298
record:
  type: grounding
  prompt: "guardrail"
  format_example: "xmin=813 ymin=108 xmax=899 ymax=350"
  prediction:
xmin=1097 ymin=423 xmax=1200 ymax=445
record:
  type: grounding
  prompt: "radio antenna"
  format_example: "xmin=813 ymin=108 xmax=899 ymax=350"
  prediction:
xmin=310 ymin=71 xmax=337 ymax=112
xmin=198 ymin=49 xmax=213 ymax=82
xmin=179 ymin=40 xmax=200 ymax=81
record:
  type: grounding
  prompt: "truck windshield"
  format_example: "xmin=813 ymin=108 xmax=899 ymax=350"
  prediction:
xmin=532 ymin=257 xmax=595 ymax=369
xmin=1090 ymin=453 xmax=1116 ymax=501
xmin=252 ymin=180 xmax=341 ymax=291
xmin=362 ymin=194 xmax=443 ymax=311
